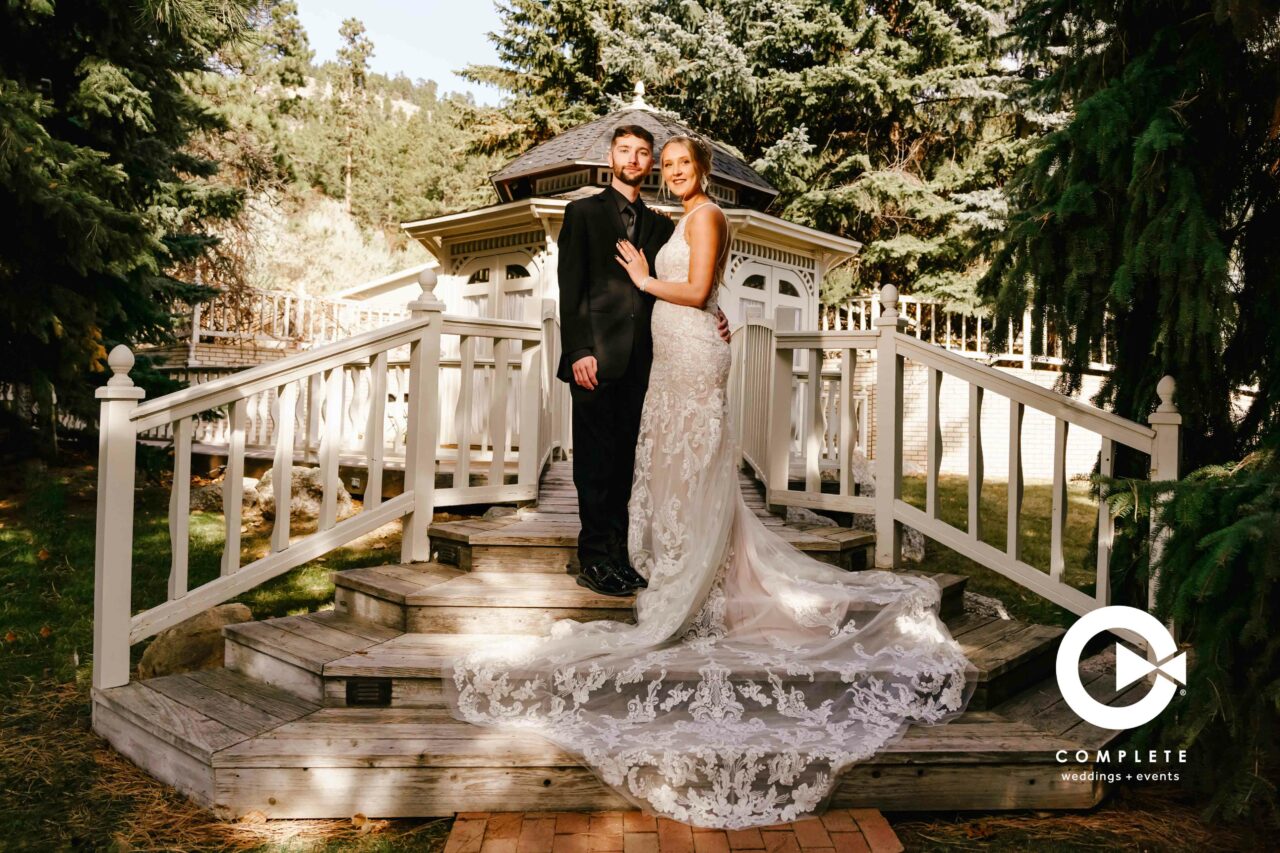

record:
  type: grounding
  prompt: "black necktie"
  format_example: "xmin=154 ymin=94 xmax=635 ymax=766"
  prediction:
xmin=623 ymin=203 xmax=639 ymax=244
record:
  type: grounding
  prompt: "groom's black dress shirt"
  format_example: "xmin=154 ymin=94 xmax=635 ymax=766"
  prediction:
xmin=555 ymin=185 xmax=674 ymax=384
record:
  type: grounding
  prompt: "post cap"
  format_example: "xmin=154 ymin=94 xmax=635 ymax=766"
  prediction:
xmin=417 ymin=267 xmax=438 ymax=295
xmin=107 ymin=345 xmax=135 ymax=387
xmin=1156 ymin=375 xmax=1177 ymax=413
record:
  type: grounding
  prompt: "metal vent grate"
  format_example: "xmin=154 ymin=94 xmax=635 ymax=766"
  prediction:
xmin=346 ymin=677 xmax=392 ymax=707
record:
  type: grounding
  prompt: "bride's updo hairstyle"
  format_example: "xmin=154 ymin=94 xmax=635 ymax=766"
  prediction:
xmin=661 ymin=134 xmax=714 ymax=194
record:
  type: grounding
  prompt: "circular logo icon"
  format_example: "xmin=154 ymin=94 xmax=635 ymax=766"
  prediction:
xmin=1055 ymin=606 xmax=1185 ymax=730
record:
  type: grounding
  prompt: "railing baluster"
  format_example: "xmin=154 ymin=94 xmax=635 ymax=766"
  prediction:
xmin=364 ymin=352 xmax=387 ymax=508
xmin=1050 ymin=419 xmax=1069 ymax=581
xmin=518 ymin=339 xmax=542 ymax=488
xmin=968 ymin=383 xmax=984 ymax=540
xmin=489 ymin=337 xmax=511 ymax=486
xmin=221 ymin=398 xmax=247 ymax=576
xmin=168 ymin=417 xmax=192 ymax=599
xmin=1007 ymin=399 xmax=1024 ymax=560
xmin=874 ymin=285 xmax=906 ymax=568
xmin=767 ymin=330 xmax=793 ymax=500
xmin=455 ymin=336 xmax=475 ymax=488
xmin=839 ymin=348 xmax=856 ymax=496
xmin=319 ymin=365 xmax=343 ymax=531
xmin=271 ymin=381 xmax=297 ymax=552
xmin=926 ymin=367 xmax=942 ymax=518
xmin=1095 ymin=437 xmax=1115 ymax=606
xmin=402 ymin=273 xmax=444 ymax=563
xmin=805 ymin=349 xmax=823 ymax=492
xmin=306 ymin=372 xmax=321 ymax=462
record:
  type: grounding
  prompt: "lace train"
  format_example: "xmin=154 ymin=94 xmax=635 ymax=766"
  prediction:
xmin=444 ymin=205 xmax=975 ymax=827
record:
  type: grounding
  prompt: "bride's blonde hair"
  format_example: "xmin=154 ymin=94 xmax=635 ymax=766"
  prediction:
xmin=660 ymin=134 xmax=714 ymax=196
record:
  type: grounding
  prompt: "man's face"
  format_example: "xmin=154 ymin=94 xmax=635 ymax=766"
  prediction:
xmin=608 ymin=134 xmax=653 ymax=187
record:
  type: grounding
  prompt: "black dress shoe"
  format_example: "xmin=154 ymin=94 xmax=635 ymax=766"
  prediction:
xmin=612 ymin=559 xmax=648 ymax=589
xmin=574 ymin=560 xmax=636 ymax=597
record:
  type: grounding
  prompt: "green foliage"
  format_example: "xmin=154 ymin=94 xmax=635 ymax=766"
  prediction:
xmin=0 ymin=0 xmax=256 ymax=435
xmin=468 ymin=0 xmax=1022 ymax=305
xmin=980 ymin=1 xmax=1280 ymax=471
xmin=1131 ymin=448 xmax=1280 ymax=827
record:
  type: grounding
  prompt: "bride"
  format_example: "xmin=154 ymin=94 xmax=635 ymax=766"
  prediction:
xmin=444 ymin=134 xmax=975 ymax=828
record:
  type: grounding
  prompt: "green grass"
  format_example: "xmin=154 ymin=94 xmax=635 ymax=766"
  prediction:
xmin=899 ymin=474 xmax=1103 ymax=628
xmin=0 ymin=455 xmax=445 ymax=850
xmin=0 ymin=455 xmax=1221 ymax=850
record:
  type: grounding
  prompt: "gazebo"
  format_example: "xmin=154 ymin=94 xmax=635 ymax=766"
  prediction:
xmin=400 ymin=84 xmax=861 ymax=331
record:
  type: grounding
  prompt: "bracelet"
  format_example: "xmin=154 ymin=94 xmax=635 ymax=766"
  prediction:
xmin=638 ymin=276 xmax=653 ymax=292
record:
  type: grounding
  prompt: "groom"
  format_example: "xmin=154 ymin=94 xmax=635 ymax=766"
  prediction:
xmin=556 ymin=125 xmax=729 ymax=596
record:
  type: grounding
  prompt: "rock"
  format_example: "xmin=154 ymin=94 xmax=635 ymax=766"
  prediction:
xmin=190 ymin=476 xmax=260 ymax=512
xmin=257 ymin=465 xmax=356 ymax=522
xmin=964 ymin=591 xmax=1011 ymax=620
xmin=785 ymin=506 xmax=838 ymax=527
xmin=137 ymin=603 xmax=253 ymax=679
xmin=824 ymin=449 xmax=926 ymax=561
xmin=483 ymin=506 xmax=517 ymax=520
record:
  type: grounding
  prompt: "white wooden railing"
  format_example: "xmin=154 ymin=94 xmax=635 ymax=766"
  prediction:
xmin=188 ymin=287 xmax=409 ymax=351
xmin=734 ymin=284 xmax=1179 ymax=619
xmin=826 ymin=292 xmax=1113 ymax=371
xmin=92 ymin=272 xmax=568 ymax=690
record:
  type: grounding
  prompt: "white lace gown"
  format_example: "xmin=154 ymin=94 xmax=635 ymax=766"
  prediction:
xmin=445 ymin=204 xmax=976 ymax=828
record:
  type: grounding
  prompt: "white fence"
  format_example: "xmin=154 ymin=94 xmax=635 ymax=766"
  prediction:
xmin=732 ymin=285 xmax=1179 ymax=620
xmin=92 ymin=272 xmax=568 ymax=691
xmin=94 ymin=281 xmax=1178 ymax=692
xmin=188 ymin=287 xmax=410 ymax=351
xmin=826 ymin=292 xmax=1113 ymax=371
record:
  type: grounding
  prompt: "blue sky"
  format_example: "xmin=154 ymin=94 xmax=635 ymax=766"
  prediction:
xmin=296 ymin=1 xmax=503 ymax=105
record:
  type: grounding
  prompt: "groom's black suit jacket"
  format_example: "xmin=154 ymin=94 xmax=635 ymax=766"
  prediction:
xmin=556 ymin=188 xmax=675 ymax=384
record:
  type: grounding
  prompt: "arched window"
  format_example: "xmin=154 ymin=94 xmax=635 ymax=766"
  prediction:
xmin=744 ymin=274 xmax=766 ymax=291
xmin=506 ymin=264 xmax=531 ymax=279
xmin=467 ymin=268 xmax=490 ymax=284
xmin=778 ymin=279 xmax=800 ymax=297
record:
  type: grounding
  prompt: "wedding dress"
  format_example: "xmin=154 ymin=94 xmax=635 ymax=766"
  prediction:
xmin=444 ymin=202 xmax=975 ymax=828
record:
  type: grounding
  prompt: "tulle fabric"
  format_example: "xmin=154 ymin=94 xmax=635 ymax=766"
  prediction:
xmin=444 ymin=206 xmax=976 ymax=828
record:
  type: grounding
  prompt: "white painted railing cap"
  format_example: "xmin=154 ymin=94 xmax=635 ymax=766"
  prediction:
xmin=1150 ymin=375 xmax=1181 ymax=425
xmin=408 ymin=267 xmax=445 ymax=312
xmin=96 ymin=345 xmax=145 ymax=400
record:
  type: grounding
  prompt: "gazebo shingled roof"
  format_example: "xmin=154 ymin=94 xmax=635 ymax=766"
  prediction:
xmin=490 ymin=104 xmax=779 ymax=212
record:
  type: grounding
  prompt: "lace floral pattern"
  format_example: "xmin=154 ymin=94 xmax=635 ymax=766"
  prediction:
xmin=446 ymin=205 xmax=975 ymax=828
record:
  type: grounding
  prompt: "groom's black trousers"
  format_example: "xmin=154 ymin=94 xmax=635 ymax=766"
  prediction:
xmin=569 ymin=346 xmax=649 ymax=569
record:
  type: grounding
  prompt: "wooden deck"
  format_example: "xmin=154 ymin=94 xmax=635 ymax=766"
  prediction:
xmin=91 ymin=462 xmax=1140 ymax=820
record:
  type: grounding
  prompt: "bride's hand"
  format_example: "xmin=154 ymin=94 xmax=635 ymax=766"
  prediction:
xmin=615 ymin=239 xmax=649 ymax=287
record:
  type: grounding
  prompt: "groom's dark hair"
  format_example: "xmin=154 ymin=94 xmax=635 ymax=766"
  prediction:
xmin=612 ymin=124 xmax=654 ymax=147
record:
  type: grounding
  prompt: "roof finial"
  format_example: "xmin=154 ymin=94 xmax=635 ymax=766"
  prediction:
xmin=630 ymin=80 xmax=650 ymax=111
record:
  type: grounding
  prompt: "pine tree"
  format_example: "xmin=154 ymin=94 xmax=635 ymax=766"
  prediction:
xmin=459 ymin=0 xmax=636 ymax=153
xmin=0 ymin=0 xmax=256 ymax=446
xmin=470 ymin=0 xmax=1019 ymax=305
xmin=336 ymin=18 xmax=375 ymax=214
xmin=980 ymin=0 xmax=1280 ymax=470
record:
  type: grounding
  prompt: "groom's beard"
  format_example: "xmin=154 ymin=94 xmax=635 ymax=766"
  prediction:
xmin=613 ymin=165 xmax=647 ymax=187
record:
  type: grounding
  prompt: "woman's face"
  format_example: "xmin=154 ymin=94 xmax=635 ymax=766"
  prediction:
xmin=662 ymin=142 xmax=700 ymax=198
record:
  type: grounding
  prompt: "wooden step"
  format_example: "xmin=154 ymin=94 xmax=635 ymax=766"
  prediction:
xmin=222 ymin=609 xmax=401 ymax=703
xmin=94 ymin=646 xmax=1144 ymax=819
xmin=334 ymin=566 xmax=638 ymax=635
xmin=319 ymin=616 xmax=1052 ymax=713
xmin=90 ymin=667 xmax=319 ymax=813
xmin=332 ymin=564 xmax=965 ymax=637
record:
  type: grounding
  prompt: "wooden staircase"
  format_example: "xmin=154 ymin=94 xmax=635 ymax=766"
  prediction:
xmin=91 ymin=462 xmax=1140 ymax=820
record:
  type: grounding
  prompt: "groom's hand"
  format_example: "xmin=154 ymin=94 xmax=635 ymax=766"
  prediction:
xmin=716 ymin=309 xmax=731 ymax=343
xmin=572 ymin=354 xmax=599 ymax=390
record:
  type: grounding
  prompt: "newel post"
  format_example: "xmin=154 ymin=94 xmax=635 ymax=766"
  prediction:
xmin=1147 ymin=375 xmax=1181 ymax=611
xmin=93 ymin=346 xmax=145 ymax=690
xmin=401 ymin=269 xmax=445 ymax=563
xmin=874 ymin=285 xmax=908 ymax=569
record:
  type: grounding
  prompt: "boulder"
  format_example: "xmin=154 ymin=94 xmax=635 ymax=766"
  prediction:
xmin=257 ymin=465 xmax=356 ymax=522
xmin=785 ymin=506 xmax=838 ymax=527
xmin=818 ymin=449 xmax=927 ymax=562
xmin=190 ymin=476 xmax=260 ymax=513
xmin=137 ymin=603 xmax=253 ymax=679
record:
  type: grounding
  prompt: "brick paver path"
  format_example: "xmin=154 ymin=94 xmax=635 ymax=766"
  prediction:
xmin=442 ymin=810 xmax=903 ymax=853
